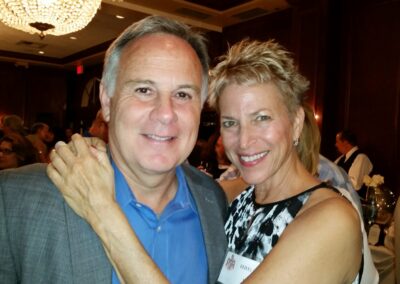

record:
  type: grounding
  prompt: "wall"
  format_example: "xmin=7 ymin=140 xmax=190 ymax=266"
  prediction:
xmin=333 ymin=0 xmax=400 ymax=194
xmin=0 ymin=62 xmax=68 ymax=130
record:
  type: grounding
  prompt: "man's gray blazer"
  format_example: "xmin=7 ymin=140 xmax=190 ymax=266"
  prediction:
xmin=0 ymin=163 xmax=228 ymax=283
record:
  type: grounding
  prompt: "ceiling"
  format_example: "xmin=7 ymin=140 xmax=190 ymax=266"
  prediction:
xmin=0 ymin=0 xmax=290 ymax=69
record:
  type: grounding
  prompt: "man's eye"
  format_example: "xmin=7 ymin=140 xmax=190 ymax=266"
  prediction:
xmin=135 ymin=87 xmax=151 ymax=94
xmin=222 ymin=120 xmax=237 ymax=128
xmin=175 ymin=92 xmax=192 ymax=100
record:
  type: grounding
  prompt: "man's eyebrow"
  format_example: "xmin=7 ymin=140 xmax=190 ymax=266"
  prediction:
xmin=177 ymin=84 xmax=201 ymax=93
xmin=125 ymin=79 xmax=156 ymax=86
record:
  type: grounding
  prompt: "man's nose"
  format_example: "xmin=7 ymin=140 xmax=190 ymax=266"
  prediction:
xmin=150 ymin=96 xmax=178 ymax=124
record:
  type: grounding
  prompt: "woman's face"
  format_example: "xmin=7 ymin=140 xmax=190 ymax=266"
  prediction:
xmin=0 ymin=141 xmax=19 ymax=169
xmin=219 ymin=82 xmax=302 ymax=186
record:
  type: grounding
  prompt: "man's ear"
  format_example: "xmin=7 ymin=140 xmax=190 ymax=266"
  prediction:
xmin=293 ymin=107 xmax=305 ymax=141
xmin=100 ymin=84 xmax=111 ymax=123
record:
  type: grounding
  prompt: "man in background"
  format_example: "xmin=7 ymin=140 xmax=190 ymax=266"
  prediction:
xmin=335 ymin=129 xmax=373 ymax=199
xmin=26 ymin=122 xmax=52 ymax=163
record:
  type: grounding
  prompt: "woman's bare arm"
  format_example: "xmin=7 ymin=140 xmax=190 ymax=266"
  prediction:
xmin=47 ymin=134 xmax=168 ymax=284
xmin=244 ymin=194 xmax=362 ymax=284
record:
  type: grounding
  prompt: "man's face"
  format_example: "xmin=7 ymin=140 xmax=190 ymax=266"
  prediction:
xmin=102 ymin=34 xmax=203 ymax=177
xmin=335 ymin=133 xmax=347 ymax=155
xmin=38 ymin=125 xmax=50 ymax=141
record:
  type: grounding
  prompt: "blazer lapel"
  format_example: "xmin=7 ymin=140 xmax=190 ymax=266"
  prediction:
xmin=65 ymin=202 xmax=112 ymax=283
xmin=183 ymin=165 xmax=228 ymax=283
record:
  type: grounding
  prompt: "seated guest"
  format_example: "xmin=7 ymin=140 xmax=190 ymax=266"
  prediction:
xmin=88 ymin=110 xmax=108 ymax=143
xmin=335 ymin=129 xmax=373 ymax=198
xmin=0 ymin=133 xmax=38 ymax=170
xmin=26 ymin=122 xmax=52 ymax=163
xmin=1 ymin=114 xmax=27 ymax=137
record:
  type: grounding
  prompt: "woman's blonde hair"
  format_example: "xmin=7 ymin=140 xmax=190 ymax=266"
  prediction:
xmin=208 ymin=39 xmax=320 ymax=174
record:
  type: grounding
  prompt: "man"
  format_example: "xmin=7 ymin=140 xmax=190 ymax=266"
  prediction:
xmin=335 ymin=129 xmax=373 ymax=198
xmin=1 ymin=114 xmax=26 ymax=137
xmin=26 ymin=122 xmax=52 ymax=163
xmin=0 ymin=16 xmax=227 ymax=283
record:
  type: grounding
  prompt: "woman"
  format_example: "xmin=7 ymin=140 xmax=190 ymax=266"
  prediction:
xmin=0 ymin=133 xmax=38 ymax=170
xmin=208 ymin=39 xmax=364 ymax=283
xmin=48 ymin=39 xmax=375 ymax=283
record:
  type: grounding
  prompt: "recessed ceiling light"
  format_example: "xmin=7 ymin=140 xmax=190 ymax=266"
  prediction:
xmin=70 ymin=36 xmax=77 ymax=40
xmin=116 ymin=15 xmax=125 ymax=19
xmin=38 ymin=51 xmax=44 ymax=54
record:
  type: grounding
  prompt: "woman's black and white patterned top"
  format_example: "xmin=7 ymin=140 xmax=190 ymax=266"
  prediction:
xmin=224 ymin=182 xmax=361 ymax=284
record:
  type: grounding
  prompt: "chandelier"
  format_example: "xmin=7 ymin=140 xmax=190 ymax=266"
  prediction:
xmin=0 ymin=0 xmax=102 ymax=39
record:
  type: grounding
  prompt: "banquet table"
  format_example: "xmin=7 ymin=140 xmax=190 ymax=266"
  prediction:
xmin=368 ymin=219 xmax=396 ymax=284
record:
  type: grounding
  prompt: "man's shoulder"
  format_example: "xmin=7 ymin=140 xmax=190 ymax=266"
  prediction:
xmin=181 ymin=163 xmax=221 ymax=188
xmin=181 ymin=163 xmax=227 ymax=202
xmin=0 ymin=163 xmax=61 ymax=202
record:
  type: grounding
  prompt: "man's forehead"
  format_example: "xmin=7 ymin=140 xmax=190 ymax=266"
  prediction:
xmin=123 ymin=33 xmax=199 ymax=59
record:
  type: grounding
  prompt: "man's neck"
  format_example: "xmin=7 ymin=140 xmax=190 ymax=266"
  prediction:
xmin=345 ymin=146 xmax=358 ymax=158
xmin=118 ymin=164 xmax=179 ymax=214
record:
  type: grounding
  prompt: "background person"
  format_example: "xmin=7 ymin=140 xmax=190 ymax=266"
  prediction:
xmin=1 ymin=114 xmax=27 ymax=137
xmin=26 ymin=122 xmax=52 ymax=163
xmin=335 ymin=129 xmax=373 ymax=199
xmin=0 ymin=133 xmax=38 ymax=170
xmin=88 ymin=109 xmax=109 ymax=143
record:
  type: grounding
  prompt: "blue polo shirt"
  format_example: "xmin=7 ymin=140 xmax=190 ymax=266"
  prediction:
xmin=111 ymin=160 xmax=208 ymax=284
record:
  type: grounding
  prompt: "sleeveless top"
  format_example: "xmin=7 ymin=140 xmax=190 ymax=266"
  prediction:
xmin=224 ymin=183 xmax=362 ymax=284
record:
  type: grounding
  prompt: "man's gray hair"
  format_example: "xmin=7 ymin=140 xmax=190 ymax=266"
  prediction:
xmin=102 ymin=15 xmax=210 ymax=105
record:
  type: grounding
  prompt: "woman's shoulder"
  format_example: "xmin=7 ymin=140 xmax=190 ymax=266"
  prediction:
xmin=299 ymin=186 xmax=361 ymax=233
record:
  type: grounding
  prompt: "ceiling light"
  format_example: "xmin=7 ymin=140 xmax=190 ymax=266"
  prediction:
xmin=0 ymin=0 xmax=102 ymax=39
xmin=38 ymin=51 xmax=45 ymax=54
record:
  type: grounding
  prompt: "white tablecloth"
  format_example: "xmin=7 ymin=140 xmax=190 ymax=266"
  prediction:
xmin=369 ymin=245 xmax=395 ymax=284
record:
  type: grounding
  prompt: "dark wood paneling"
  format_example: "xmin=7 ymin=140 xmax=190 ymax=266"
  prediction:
xmin=0 ymin=62 xmax=28 ymax=119
xmin=222 ymin=9 xmax=292 ymax=49
xmin=339 ymin=0 xmax=400 ymax=193
xmin=0 ymin=62 xmax=68 ymax=129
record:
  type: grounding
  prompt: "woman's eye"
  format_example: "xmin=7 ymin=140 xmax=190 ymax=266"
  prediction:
xmin=256 ymin=115 xmax=270 ymax=121
xmin=222 ymin=120 xmax=237 ymax=128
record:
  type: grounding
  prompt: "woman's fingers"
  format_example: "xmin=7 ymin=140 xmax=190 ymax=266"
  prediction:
xmin=47 ymin=162 xmax=63 ymax=190
xmin=86 ymin=137 xmax=107 ymax=152
xmin=47 ymin=134 xmax=115 ymax=221
xmin=71 ymin=134 xmax=91 ymax=158
xmin=51 ymin=140 xmax=77 ymax=167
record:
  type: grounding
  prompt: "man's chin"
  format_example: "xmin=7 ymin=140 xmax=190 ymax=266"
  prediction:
xmin=141 ymin=161 xmax=180 ymax=175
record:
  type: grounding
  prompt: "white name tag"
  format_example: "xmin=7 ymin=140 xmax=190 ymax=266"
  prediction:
xmin=217 ymin=251 xmax=260 ymax=284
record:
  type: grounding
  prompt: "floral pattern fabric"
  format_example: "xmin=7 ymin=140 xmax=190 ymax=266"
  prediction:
xmin=224 ymin=183 xmax=361 ymax=283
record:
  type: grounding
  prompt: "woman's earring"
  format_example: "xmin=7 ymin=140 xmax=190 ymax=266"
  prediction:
xmin=293 ymin=138 xmax=299 ymax=146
